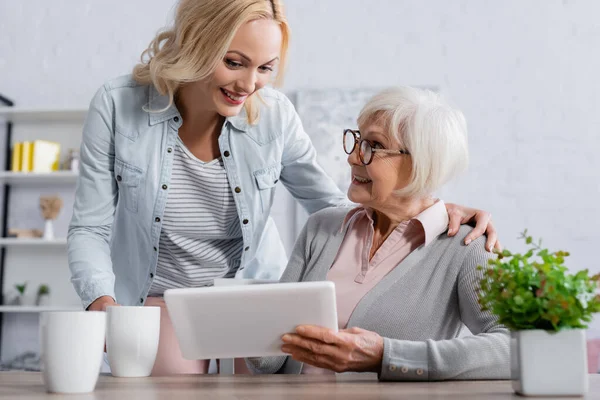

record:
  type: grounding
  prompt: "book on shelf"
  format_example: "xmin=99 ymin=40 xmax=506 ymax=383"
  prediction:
xmin=21 ymin=141 xmax=32 ymax=172
xmin=11 ymin=140 xmax=61 ymax=173
xmin=11 ymin=142 xmax=22 ymax=172
xmin=32 ymin=140 xmax=61 ymax=172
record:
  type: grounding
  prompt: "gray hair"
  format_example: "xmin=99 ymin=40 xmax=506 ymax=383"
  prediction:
xmin=357 ymin=87 xmax=469 ymax=198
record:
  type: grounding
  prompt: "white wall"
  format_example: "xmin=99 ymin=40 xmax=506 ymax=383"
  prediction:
xmin=1 ymin=0 xmax=599 ymax=336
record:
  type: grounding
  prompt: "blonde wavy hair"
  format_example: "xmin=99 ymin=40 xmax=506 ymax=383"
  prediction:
xmin=133 ymin=0 xmax=290 ymax=124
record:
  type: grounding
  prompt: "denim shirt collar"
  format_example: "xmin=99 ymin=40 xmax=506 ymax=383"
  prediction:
xmin=147 ymin=85 xmax=248 ymax=131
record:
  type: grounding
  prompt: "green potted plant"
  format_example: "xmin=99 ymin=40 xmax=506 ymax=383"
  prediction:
xmin=478 ymin=230 xmax=600 ymax=396
xmin=14 ymin=282 xmax=27 ymax=306
xmin=36 ymin=284 xmax=51 ymax=306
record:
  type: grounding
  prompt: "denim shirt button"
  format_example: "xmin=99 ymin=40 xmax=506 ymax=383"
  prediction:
xmin=243 ymin=219 xmax=249 ymax=225
xmin=162 ymin=184 xmax=168 ymax=190
xmin=155 ymin=217 xmax=161 ymax=222
xmin=150 ymin=273 xmax=154 ymax=278
xmin=167 ymin=148 xmax=173 ymax=153
xmin=244 ymin=246 xmax=250 ymax=251
xmin=140 ymin=298 xmax=144 ymax=304
xmin=224 ymin=151 xmax=230 ymax=157
xmin=235 ymin=187 xmax=241 ymax=193
xmin=174 ymin=116 xmax=179 ymax=123
xmin=116 ymin=175 xmax=122 ymax=182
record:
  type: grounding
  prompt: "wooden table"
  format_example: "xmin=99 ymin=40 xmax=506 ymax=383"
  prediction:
xmin=0 ymin=372 xmax=598 ymax=399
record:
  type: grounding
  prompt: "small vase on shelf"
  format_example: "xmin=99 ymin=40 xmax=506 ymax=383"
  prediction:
xmin=36 ymin=285 xmax=51 ymax=306
xmin=43 ymin=220 xmax=54 ymax=240
xmin=39 ymin=196 xmax=63 ymax=241
xmin=13 ymin=282 xmax=27 ymax=306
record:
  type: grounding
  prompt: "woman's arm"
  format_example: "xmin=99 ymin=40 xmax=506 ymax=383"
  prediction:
xmin=379 ymin=236 xmax=510 ymax=381
xmin=282 ymin=236 xmax=510 ymax=381
xmin=68 ymin=85 xmax=119 ymax=310
xmin=278 ymin=96 xmax=349 ymax=214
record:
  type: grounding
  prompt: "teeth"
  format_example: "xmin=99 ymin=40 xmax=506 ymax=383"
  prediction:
xmin=223 ymin=89 xmax=242 ymax=101
xmin=354 ymin=175 xmax=371 ymax=183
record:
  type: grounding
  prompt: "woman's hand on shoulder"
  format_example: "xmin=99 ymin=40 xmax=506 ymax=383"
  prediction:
xmin=445 ymin=203 xmax=501 ymax=252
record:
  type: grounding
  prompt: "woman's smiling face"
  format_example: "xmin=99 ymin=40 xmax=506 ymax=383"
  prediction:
xmin=347 ymin=120 xmax=413 ymax=209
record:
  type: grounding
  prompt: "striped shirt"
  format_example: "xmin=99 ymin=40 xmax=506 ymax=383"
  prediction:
xmin=148 ymin=137 xmax=243 ymax=296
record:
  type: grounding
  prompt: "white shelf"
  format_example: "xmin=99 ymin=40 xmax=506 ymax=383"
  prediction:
xmin=0 ymin=238 xmax=67 ymax=247
xmin=0 ymin=107 xmax=88 ymax=124
xmin=0 ymin=306 xmax=82 ymax=313
xmin=0 ymin=171 xmax=78 ymax=185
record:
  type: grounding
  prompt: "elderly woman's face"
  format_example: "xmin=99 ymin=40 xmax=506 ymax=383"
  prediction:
xmin=346 ymin=121 xmax=412 ymax=208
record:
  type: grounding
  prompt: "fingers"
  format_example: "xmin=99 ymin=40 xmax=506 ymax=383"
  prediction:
xmin=446 ymin=208 xmax=463 ymax=237
xmin=294 ymin=325 xmax=339 ymax=345
xmin=494 ymin=240 xmax=503 ymax=252
xmin=484 ymin=224 xmax=498 ymax=252
xmin=464 ymin=212 xmax=491 ymax=245
xmin=282 ymin=344 xmax=339 ymax=371
xmin=341 ymin=326 xmax=365 ymax=334
xmin=281 ymin=333 xmax=340 ymax=358
xmin=87 ymin=296 xmax=118 ymax=312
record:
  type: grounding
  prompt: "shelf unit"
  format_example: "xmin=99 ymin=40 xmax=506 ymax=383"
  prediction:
xmin=0 ymin=96 xmax=87 ymax=358
xmin=0 ymin=95 xmax=15 ymax=359
xmin=0 ymin=238 xmax=67 ymax=247
xmin=0 ymin=107 xmax=88 ymax=124
xmin=0 ymin=306 xmax=81 ymax=313
xmin=0 ymin=171 xmax=78 ymax=186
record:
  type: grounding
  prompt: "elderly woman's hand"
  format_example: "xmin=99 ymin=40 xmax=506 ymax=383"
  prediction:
xmin=281 ymin=325 xmax=384 ymax=373
xmin=445 ymin=203 xmax=501 ymax=252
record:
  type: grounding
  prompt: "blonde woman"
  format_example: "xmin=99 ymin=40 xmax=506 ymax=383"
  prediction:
xmin=68 ymin=0 xmax=499 ymax=375
xmin=246 ymin=87 xmax=510 ymax=380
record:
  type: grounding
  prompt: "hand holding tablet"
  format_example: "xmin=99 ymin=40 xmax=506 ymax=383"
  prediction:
xmin=164 ymin=281 xmax=338 ymax=359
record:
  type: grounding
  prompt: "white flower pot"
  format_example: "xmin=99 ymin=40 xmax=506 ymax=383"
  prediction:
xmin=511 ymin=329 xmax=588 ymax=396
xmin=36 ymin=295 xmax=51 ymax=306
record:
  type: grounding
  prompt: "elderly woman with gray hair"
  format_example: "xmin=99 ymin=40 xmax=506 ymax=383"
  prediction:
xmin=246 ymin=87 xmax=510 ymax=381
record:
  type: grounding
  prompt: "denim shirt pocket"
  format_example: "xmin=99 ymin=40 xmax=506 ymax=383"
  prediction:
xmin=114 ymin=158 xmax=143 ymax=213
xmin=253 ymin=164 xmax=281 ymax=213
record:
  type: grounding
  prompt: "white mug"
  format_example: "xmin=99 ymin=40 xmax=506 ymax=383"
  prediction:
xmin=40 ymin=311 xmax=106 ymax=394
xmin=106 ymin=306 xmax=161 ymax=377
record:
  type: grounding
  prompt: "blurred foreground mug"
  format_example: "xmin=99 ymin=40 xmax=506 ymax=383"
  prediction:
xmin=106 ymin=306 xmax=160 ymax=377
xmin=40 ymin=311 xmax=106 ymax=393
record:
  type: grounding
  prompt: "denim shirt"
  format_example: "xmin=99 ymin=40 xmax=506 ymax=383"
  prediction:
xmin=68 ymin=75 xmax=347 ymax=309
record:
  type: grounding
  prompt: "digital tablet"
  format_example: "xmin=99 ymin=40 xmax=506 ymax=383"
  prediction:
xmin=212 ymin=278 xmax=278 ymax=286
xmin=164 ymin=281 xmax=338 ymax=359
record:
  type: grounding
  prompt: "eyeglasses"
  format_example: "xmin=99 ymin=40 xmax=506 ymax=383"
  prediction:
xmin=343 ymin=129 xmax=410 ymax=165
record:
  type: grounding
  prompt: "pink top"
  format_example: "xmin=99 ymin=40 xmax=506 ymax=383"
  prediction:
xmin=302 ymin=200 xmax=449 ymax=375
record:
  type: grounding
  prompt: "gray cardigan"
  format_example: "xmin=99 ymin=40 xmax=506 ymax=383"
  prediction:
xmin=246 ymin=207 xmax=510 ymax=381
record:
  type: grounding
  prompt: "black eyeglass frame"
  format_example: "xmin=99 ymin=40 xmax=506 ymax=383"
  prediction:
xmin=343 ymin=129 xmax=410 ymax=165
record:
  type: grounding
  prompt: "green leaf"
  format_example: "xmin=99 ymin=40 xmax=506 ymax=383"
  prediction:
xmin=476 ymin=230 xmax=600 ymax=332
